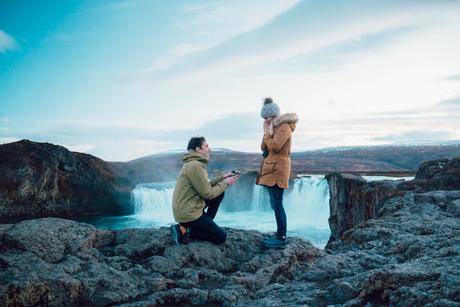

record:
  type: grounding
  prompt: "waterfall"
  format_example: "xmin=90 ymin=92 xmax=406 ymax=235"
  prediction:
xmin=101 ymin=175 xmax=409 ymax=247
xmin=249 ymin=184 xmax=270 ymax=211
xmin=248 ymin=176 xmax=330 ymax=221
xmin=130 ymin=176 xmax=331 ymax=229
xmin=284 ymin=175 xmax=330 ymax=228
xmin=131 ymin=181 xmax=175 ymax=223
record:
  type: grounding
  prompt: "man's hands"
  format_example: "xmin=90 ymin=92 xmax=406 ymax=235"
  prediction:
xmin=225 ymin=175 xmax=239 ymax=186
xmin=223 ymin=171 xmax=240 ymax=186
xmin=223 ymin=172 xmax=235 ymax=179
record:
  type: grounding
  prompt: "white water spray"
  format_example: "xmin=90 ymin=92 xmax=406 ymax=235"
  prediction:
xmin=131 ymin=182 xmax=175 ymax=222
xmin=131 ymin=175 xmax=331 ymax=229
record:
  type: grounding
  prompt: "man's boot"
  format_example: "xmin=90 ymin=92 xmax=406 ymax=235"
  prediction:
xmin=170 ymin=224 xmax=185 ymax=245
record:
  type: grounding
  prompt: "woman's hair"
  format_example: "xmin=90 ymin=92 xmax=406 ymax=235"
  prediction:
xmin=187 ymin=136 xmax=206 ymax=151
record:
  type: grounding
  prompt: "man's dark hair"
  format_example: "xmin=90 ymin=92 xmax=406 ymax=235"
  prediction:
xmin=187 ymin=136 xmax=206 ymax=151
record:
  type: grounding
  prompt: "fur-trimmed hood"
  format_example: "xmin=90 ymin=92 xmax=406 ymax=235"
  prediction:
xmin=269 ymin=113 xmax=298 ymax=135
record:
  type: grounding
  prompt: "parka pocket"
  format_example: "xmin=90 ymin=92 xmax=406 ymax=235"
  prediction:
xmin=261 ymin=160 xmax=277 ymax=175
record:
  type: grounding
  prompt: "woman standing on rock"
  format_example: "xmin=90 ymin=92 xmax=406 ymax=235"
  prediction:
xmin=256 ymin=97 xmax=299 ymax=249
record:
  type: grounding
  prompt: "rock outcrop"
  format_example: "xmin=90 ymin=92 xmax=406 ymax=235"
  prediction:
xmin=307 ymin=157 xmax=460 ymax=305
xmin=0 ymin=218 xmax=322 ymax=306
xmin=1 ymin=191 xmax=459 ymax=307
xmin=0 ymin=140 xmax=133 ymax=223
xmin=326 ymin=157 xmax=460 ymax=244
xmin=323 ymin=189 xmax=460 ymax=306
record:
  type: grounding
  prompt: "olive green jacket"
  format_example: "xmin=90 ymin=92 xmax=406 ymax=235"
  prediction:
xmin=172 ymin=150 xmax=228 ymax=223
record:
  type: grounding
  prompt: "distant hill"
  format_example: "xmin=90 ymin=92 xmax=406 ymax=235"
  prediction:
xmin=111 ymin=144 xmax=460 ymax=184
xmin=292 ymin=144 xmax=460 ymax=171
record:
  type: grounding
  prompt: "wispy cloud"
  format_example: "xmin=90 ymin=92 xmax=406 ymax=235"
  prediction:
xmin=198 ymin=113 xmax=260 ymax=139
xmin=146 ymin=0 xmax=300 ymax=75
xmin=0 ymin=117 xmax=10 ymax=125
xmin=441 ymin=74 xmax=460 ymax=81
xmin=293 ymin=100 xmax=460 ymax=148
xmin=0 ymin=30 xmax=18 ymax=53
xmin=49 ymin=113 xmax=260 ymax=143
xmin=248 ymin=25 xmax=418 ymax=75
xmin=49 ymin=33 xmax=73 ymax=42
xmin=313 ymin=106 xmax=460 ymax=130
xmin=99 ymin=0 xmax=152 ymax=10
xmin=439 ymin=97 xmax=460 ymax=106
xmin=373 ymin=130 xmax=456 ymax=143
xmin=182 ymin=0 xmax=300 ymax=31
xmin=149 ymin=1 xmax=459 ymax=83
xmin=146 ymin=44 xmax=206 ymax=73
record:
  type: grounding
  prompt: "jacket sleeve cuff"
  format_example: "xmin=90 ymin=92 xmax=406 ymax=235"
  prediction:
xmin=210 ymin=175 xmax=224 ymax=186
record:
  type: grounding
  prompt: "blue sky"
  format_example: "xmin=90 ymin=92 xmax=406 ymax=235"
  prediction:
xmin=1 ymin=0 xmax=459 ymax=161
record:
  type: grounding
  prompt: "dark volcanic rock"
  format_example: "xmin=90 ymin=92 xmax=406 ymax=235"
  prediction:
xmin=0 ymin=218 xmax=322 ymax=306
xmin=0 ymin=140 xmax=133 ymax=222
xmin=332 ymin=189 xmax=460 ymax=306
xmin=320 ymin=157 xmax=460 ymax=306
xmin=1 ymin=187 xmax=459 ymax=307
xmin=326 ymin=157 xmax=460 ymax=244
xmin=415 ymin=159 xmax=450 ymax=180
xmin=415 ymin=157 xmax=460 ymax=189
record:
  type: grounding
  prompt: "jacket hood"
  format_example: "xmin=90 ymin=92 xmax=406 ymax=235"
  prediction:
xmin=269 ymin=113 xmax=299 ymax=135
xmin=182 ymin=150 xmax=209 ymax=164
xmin=274 ymin=113 xmax=299 ymax=126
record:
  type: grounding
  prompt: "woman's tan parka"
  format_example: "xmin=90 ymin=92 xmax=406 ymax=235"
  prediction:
xmin=256 ymin=113 xmax=299 ymax=189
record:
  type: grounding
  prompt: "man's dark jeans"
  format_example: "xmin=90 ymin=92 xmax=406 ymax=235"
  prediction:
xmin=267 ymin=184 xmax=286 ymax=237
xmin=181 ymin=192 xmax=227 ymax=244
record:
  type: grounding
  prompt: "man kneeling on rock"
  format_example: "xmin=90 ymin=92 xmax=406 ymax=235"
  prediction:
xmin=171 ymin=136 xmax=239 ymax=245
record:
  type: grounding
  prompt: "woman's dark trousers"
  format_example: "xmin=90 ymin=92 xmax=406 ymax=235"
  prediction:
xmin=267 ymin=184 xmax=286 ymax=237
xmin=181 ymin=192 xmax=227 ymax=244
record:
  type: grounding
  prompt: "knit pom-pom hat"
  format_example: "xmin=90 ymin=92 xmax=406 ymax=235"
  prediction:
xmin=260 ymin=97 xmax=280 ymax=118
